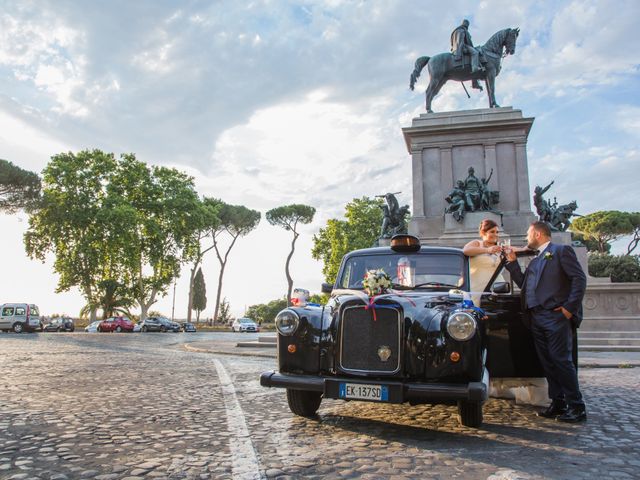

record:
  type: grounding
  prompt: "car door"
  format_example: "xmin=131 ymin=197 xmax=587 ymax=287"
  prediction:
xmin=480 ymin=254 xmax=545 ymax=378
xmin=0 ymin=306 xmax=14 ymax=329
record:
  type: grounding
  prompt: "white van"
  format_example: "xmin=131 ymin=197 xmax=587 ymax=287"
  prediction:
xmin=0 ymin=303 xmax=42 ymax=333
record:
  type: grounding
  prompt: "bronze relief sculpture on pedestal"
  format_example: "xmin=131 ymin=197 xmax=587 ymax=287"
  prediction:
xmin=445 ymin=167 xmax=500 ymax=222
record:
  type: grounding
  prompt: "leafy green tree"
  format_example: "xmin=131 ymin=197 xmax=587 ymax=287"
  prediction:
xmin=312 ymin=196 xmax=383 ymax=283
xmin=266 ymin=204 xmax=316 ymax=305
xmin=192 ymin=267 xmax=207 ymax=322
xmin=97 ymin=279 xmax=134 ymax=319
xmin=210 ymin=201 xmax=260 ymax=325
xmin=185 ymin=197 xmax=220 ymax=322
xmin=572 ymin=211 xmax=638 ymax=254
xmin=108 ymin=155 xmax=200 ymax=321
xmin=588 ymin=253 xmax=640 ymax=282
xmin=246 ymin=297 xmax=288 ymax=325
xmin=217 ymin=297 xmax=232 ymax=325
xmin=25 ymin=150 xmax=122 ymax=322
xmin=571 ymin=232 xmax=610 ymax=253
xmin=308 ymin=293 xmax=329 ymax=305
xmin=0 ymin=159 xmax=41 ymax=213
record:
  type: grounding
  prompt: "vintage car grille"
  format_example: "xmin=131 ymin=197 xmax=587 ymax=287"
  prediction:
xmin=339 ymin=305 xmax=401 ymax=374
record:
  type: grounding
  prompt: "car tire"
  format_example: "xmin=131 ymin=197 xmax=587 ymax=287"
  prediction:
xmin=457 ymin=400 xmax=483 ymax=428
xmin=12 ymin=322 xmax=24 ymax=334
xmin=97 ymin=327 xmax=102 ymax=332
xmin=57 ymin=327 xmax=62 ymax=332
xmin=160 ymin=326 xmax=166 ymax=333
xmin=116 ymin=326 xmax=122 ymax=333
xmin=286 ymin=389 xmax=322 ymax=417
xmin=142 ymin=326 xmax=147 ymax=332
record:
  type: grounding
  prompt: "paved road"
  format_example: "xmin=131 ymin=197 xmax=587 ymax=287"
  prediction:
xmin=1 ymin=333 xmax=639 ymax=479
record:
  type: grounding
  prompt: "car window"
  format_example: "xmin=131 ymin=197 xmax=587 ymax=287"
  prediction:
xmin=339 ymin=253 xmax=465 ymax=289
xmin=239 ymin=318 xmax=254 ymax=324
xmin=15 ymin=307 xmax=26 ymax=315
xmin=2 ymin=307 xmax=15 ymax=316
xmin=31 ymin=306 xmax=39 ymax=315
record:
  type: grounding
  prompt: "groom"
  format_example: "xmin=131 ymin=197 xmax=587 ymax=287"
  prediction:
xmin=505 ymin=221 xmax=587 ymax=422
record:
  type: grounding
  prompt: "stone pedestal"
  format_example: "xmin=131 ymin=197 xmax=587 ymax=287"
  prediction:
xmin=403 ymin=107 xmax=536 ymax=246
xmin=438 ymin=211 xmax=511 ymax=247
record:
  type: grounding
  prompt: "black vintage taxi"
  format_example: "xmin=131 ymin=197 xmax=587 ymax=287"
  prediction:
xmin=260 ymin=234 xmax=546 ymax=428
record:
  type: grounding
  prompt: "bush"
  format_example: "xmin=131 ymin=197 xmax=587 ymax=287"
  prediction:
xmin=588 ymin=253 xmax=640 ymax=282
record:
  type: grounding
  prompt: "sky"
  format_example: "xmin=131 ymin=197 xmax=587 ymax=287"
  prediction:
xmin=1 ymin=0 xmax=639 ymax=319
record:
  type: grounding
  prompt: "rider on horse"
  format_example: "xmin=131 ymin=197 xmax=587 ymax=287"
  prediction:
xmin=451 ymin=19 xmax=483 ymax=90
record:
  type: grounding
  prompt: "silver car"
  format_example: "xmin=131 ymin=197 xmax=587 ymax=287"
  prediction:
xmin=0 ymin=303 xmax=41 ymax=333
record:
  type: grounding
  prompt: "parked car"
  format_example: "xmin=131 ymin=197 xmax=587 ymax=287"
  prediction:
xmin=0 ymin=303 xmax=42 ymax=333
xmin=260 ymin=234 xmax=563 ymax=428
xmin=140 ymin=316 xmax=180 ymax=332
xmin=85 ymin=320 xmax=102 ymax=333
xmin=43 ymin=317 xmax=75 ymax=332
xmin=132 ymin=322 xmax=141 ymax=333
xmin=231 ymin=317 xmax=259 ymax=333
xmin=97 ymin=316 xmax=135 ymax=333
xmin=180 ymin=322 xmax=197 ymax=332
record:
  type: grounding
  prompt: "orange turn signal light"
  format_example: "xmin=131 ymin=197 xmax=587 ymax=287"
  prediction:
xmin=287 ymin=344 xmax=297 ymax=354
xmin=450 ymin=351 xmax=461 ymax=362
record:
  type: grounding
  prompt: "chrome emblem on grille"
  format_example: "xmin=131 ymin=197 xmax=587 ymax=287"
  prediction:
xmin=377 ymin=345 xmax=392 ymax=362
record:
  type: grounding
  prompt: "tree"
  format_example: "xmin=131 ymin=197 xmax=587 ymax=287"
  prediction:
xmin=571 ymin=232 xmax=610 ymax=253
xmin=312 ymin=196 xmax=383 ymax=283
xmin=109 ymin=156 xmax=201 ymax=321
xmin=572 ymin=211 xmax=638 ymax=254
xmin=217 ymin=297 xmax=232 ymax=325
xmin=25 ymin=150 xmax=122 ymax=322
xmin=246 ymin=297 xmax=288 ymax=325
xmin=210 ymin=201 xmax=261 ymax=325
xmin=0 ymin=159 xmax=41 ymax=213
xmin=266 ymin=204 xmax=316 ymax=305
xmin=192 ymin=267 xmax=207 ymax=322
xmin=185 ymin=197 xmax=220 ymax=322
xmin=588 ymin=253 xmax=640 ymax=282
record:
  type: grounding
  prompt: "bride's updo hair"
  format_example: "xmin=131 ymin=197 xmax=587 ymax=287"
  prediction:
xmin=479 ymin=219 xmax=499 ymax=234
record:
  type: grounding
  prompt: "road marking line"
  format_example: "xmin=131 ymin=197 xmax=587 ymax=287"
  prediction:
xmin=213 ymin=358 xmax=265 ymax=480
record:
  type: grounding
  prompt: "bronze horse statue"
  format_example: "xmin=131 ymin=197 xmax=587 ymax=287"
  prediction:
xmin=410 ymin=28 xmax=520 ymax=113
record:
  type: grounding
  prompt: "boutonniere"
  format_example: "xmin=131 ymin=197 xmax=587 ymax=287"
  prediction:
xmin=543 ymin=251 xmax=553 ymax=261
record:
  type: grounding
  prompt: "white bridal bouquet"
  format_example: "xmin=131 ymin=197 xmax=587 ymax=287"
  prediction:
xmin=363 ymin=269 xmax=391 ymax=296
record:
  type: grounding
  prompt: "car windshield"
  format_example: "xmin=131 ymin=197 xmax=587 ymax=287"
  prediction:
xmin=338 ymin=252 xmax=465 ymax=290
xmin=239 ymin=319 xmax=254 ymax=324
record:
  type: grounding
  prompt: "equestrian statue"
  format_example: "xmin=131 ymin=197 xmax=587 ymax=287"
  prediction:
xmin=409 ymin=20 xmax=520 ymax=113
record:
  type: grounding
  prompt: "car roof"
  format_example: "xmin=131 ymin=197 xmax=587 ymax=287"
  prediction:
xmin=343 ymin=245 xmax=463 ymax=258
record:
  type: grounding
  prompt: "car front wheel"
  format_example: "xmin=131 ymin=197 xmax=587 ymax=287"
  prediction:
xmin=457 ymin=400 xmax=483 ymax=428
xmin=286 ymin=389 xmax=322 ymax=417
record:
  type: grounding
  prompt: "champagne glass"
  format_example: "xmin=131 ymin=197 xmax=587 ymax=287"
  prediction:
xmin=500 ymin=238 xmax=512 ymax=255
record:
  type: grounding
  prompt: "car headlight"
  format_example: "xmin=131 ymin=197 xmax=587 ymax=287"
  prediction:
xmin=275 ymin=309 xmax=300 ymax=336
xmin=446 ymin=311 xmax=476 ymax=341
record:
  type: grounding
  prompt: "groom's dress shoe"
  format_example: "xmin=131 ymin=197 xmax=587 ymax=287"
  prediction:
xmin=557 ymin=406 xmax=587 ymax=423
xmin=537 ymin=402 xmax=567 ymax=418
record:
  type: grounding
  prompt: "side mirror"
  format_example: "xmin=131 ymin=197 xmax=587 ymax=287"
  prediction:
xmin=321 ymin=282 xmax=333 ymax=294
xmin=491 ymin=282 xmax=511 ymax=294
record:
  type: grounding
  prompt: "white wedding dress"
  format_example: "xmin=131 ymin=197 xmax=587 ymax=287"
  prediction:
xmin=469 ymin=252 xmax=503 ymax=306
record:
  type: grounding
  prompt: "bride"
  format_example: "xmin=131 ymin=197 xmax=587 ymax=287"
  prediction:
xmin=462 ymin=219 xmax=505 ymax=306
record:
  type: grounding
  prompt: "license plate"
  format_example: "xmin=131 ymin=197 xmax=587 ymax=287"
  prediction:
xmin=339 ymin=382 xmax=389 ymax=401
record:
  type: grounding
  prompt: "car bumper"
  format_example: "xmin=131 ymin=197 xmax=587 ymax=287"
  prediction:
xmin=260 ymin=370 xmax=489 ymax=404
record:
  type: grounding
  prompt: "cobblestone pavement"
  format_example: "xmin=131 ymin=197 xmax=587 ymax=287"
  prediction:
xmin=1 ymin=333 xmax=639 ymax=480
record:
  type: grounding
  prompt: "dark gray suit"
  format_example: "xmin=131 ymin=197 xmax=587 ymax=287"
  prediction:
xmin=505 ymin=243 xmax=587 ymax=407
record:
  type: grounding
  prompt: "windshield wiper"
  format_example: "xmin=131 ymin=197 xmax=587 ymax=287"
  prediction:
xmin=413 ymin=282 xmax=460 ymax=289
